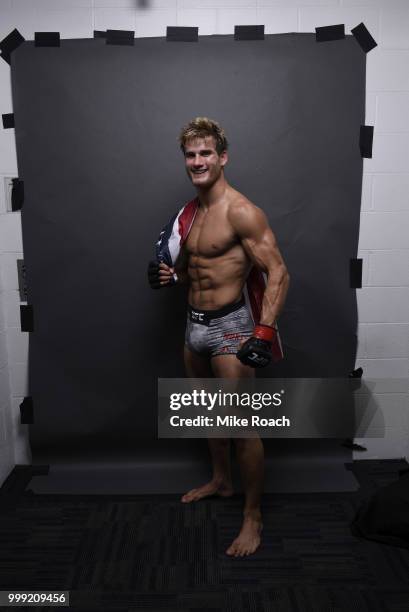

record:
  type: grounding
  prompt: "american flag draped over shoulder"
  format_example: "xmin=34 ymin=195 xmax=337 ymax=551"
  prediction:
xmin=155 ymin=197 xmax=283 ymax=362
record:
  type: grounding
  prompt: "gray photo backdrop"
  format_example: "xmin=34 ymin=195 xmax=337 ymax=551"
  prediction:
xmin=11 ymin=34 xmax=365 ymax=458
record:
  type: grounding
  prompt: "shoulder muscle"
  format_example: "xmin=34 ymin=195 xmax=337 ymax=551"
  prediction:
xmin=228 ymin=198 xmax=270 ymax=241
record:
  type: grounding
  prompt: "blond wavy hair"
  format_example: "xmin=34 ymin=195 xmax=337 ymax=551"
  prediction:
xmin=178 ymin=117 xmax=228 ymax=155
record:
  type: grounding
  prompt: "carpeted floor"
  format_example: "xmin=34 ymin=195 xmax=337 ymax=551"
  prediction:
xmin=0 ymin=460 xmax=408 ymax=611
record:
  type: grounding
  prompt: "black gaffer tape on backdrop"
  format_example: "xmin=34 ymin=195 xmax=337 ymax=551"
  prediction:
xmin=360 ymin=125 xmax=374 ymax=158
xmin=350 ymin=258 xmax=363 ymax=288
xmin=34 ymin=32 xmax=60 ymax=47
xmin=11 ymin=178 xmax=24 ymax=210
xmin=0 ymin=28 xmax=25 ymax=65
xmin=20 ymin=304 xmax=34 ymax=332
xmin=346 ymin=366 xmax=363 ymax=408
xmin=106 ymin=30 xmax=135 ymax=45
xmin=2 ymin=113 xmax=14 ymax=129
xmin=166 ymin=27 xmax=198 ymax=42
xmin=351 ymin=22 xmax=377 ymax=53
xmin=343 ymin=439 xmax=367 ymax=451
xmin=20 ymin=397 xmax=34 ymax=424
xmin=234 ymin=25 xmax=265 ymax=40
xmin=315 ymin=24 xmax=345 ymax=42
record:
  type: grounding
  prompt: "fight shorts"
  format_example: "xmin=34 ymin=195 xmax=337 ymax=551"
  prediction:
xmin=185 ymin=296 xmax=254 ymax=357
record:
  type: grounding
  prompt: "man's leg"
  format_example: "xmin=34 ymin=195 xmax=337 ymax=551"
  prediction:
xmin=211 ymin=354 xmax=264 ymax=557
xmin=181 ymin=345 xmax=234 ymax=502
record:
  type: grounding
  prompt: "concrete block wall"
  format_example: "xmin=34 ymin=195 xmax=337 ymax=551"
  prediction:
xmin=355 ymin=0 xmax=409 ymax=458
xmin=0 ymin=0 xmax=408 ymax=483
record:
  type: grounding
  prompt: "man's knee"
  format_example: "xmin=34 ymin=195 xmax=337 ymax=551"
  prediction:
xmin=233 ymin=437 xmax=263 ymax=452
xmin=233 ymin=437 xmax=251 ymax=451
xmin=210 ymin=437 xmax=230 ymax=449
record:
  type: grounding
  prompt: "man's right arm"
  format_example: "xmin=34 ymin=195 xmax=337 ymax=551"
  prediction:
xmin=148 ymin=246 xmax=189 ymax=288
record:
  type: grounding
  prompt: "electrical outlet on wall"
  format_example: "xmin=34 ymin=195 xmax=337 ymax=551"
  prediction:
xmin=4 ymin=176 xmax=15 ymax=212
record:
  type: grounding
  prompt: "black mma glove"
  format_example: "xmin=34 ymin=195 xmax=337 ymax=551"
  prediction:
xmin=147 ymin=261 xmax=177 ymax=289
xmin=236 ymin=324 xmax=275 ymax=368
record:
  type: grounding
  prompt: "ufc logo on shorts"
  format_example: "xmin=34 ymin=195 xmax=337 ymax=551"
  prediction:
xmin=191 ymin=311 xmax=204 ymax=322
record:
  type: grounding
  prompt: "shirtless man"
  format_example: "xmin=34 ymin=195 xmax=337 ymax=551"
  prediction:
xmin=150 ymin=117 xmax=289 ymax=556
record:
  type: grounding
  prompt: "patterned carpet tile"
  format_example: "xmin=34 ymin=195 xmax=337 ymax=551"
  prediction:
xmin=0 ymin=461 xmax=409 ymax=610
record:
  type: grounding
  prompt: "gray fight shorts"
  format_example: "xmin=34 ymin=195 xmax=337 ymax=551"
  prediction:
xmin=185 ymin=296 xmax=254 ymax=357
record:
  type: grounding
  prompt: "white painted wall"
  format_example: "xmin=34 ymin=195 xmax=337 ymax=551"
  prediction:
xmin=0 ymin=0 xmax=408 ymax=482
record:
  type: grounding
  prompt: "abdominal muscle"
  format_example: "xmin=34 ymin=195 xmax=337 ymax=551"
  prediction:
xmin=187 ymin=244 xmax=252 ymax=310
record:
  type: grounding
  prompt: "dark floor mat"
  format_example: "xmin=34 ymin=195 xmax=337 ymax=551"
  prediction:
xmin=0 ymin=460 xmax=408 ymax=611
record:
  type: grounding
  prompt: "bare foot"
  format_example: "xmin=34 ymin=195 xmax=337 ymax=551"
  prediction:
xmin=181 ymin=479 xmax=233 ymax=503
xmin=226 ymin=514 xmax=263 ymax=557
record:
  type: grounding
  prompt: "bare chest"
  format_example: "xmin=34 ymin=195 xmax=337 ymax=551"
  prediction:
xmin=185 ymin=208 xmax=238 ymax=258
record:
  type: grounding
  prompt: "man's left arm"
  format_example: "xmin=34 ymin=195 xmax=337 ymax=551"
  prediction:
xmin=229 ymin=202 xmax=290 ymax=327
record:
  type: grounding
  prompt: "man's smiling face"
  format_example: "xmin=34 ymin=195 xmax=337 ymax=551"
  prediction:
xmin=184 ymin=136 xmax=228 ymax=188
